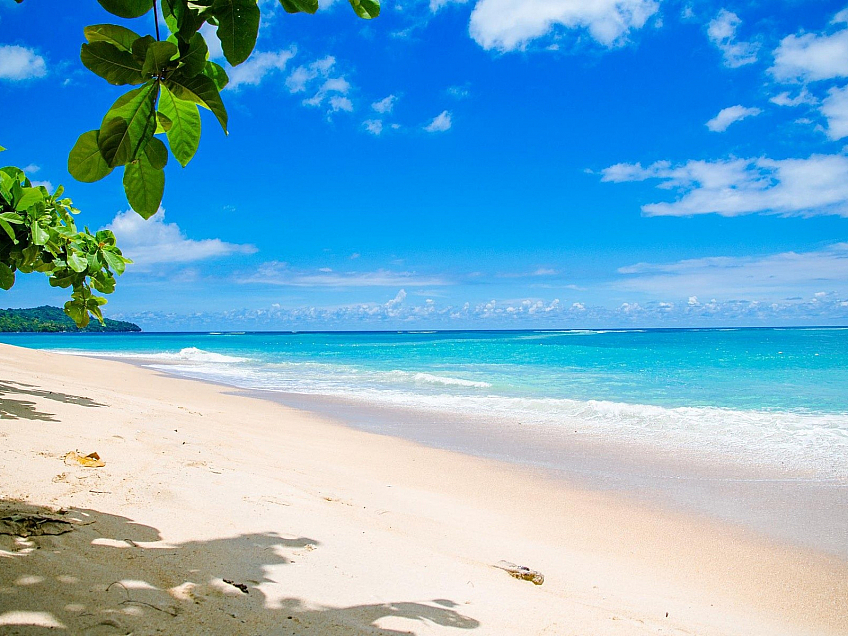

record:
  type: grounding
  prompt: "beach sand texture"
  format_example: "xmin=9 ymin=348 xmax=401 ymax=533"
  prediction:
xmin=0 ymin=343 xmax=845 ymax=635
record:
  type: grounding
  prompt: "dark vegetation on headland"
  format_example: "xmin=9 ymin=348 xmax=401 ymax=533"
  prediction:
xmin=0 ymin=306 xmax=140 ymax=333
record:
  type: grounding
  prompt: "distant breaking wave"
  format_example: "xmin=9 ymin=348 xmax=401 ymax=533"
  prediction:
xmin=56 ymin=347 xmax=248 ymax=364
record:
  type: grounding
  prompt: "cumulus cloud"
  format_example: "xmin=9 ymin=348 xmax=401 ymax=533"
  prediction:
xmin=600 ymin=154 xmax=848 ymax=217
xmin=771 ymin=16 xmax=848 ymax=82
xmin=468 ymin=0 xmax=659 ymax=52
xmin=616 ymin=243 xmax=848 ymax=299
xmin=372 ymin=94 xmax=397 ymax=114
xmin=706 ymin=105 xmax=762 ymax=132
xmin=119 ymin=291 xmax=848 ymax=330
xmin=821 ymin=84 xmax=848 ymax=140
xmin=239 ymin=262 xmax=449 ymax=287
xmin=770 ymin=89 xmax=817 ymax=107
xmin=226 ymin=48 xmax=296 ymax=90
xmin=105 ymin=209 xmax=257 ymax=267
xmin=707 ymin=9 xmax=759 ymax=68
xmin=0 ymin=45 xmax=46 ymax=81
xmin=424 ymin=110 xmax=452 ymax=132
xmin=286 ymin=56 xmax=336 ymax=93
xmin=363 ymin=119 xmax=383 ymax=135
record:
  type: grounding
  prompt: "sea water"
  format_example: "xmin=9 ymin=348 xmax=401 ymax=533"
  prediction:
xmin=3 ymin=328 xmax=847 ymax=479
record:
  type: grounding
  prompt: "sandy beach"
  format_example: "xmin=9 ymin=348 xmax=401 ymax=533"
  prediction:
xmin=0 ymin=342 xmax=846 ymax=635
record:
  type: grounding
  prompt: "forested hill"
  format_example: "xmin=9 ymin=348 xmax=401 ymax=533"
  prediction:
xmin=0 ymin=306 xmax=141 ymax=333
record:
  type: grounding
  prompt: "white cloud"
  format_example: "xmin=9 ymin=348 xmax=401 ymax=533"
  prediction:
xmin=105 ymin=209 xmax=257 ymax=266
xmin=821 ymin=84 xmax=848 ymax=140
xmin=286 ymin=56 xmax=336 ymax=93
xmin=447 ymin=85 xmax=471 ymax=99
xmin=706 ymin=105 xmax=762 ymax=132
xmin=363 ymin=119 xmax=384 ymax=135
xmin=0 ymin=45 xmax=46 ymax=81
xmin=239 ymin=262 xmax=448 ymax=287
xmin=329 ymin=95 xmax=354 ymax=112
xmin=468 ymin=0 xmax=659 ymax=52
xmin=601 ymin=154 xmax=848 ymax=217
xmin=771 ymin=17 xmax=848 ymax=82
xmin=424 ymin=110 xmax=452 ymax=132
xmin=302 ymin=77 xmax=351 ymax=108
xmin=30 ymin=180 xmax=53 ymax=192
xmin=200 ymin=23 xmax=224 ymax=60
xmin=616 ymin=243 xmax=848 ymax=299
xmin=226 ymin=48 xmax=296 ymax=90
xmin=430 ymin=0 xmax=469 ymax=12
xmin=770 ymin=88 xmax=817 ymax=107
xmin=372 ymin=94 xmax=397 ymax=114
xmin=707 ymin=9 xmax=759 ymax=68
xmin=22 ymin=164 xmax=39 ymax=174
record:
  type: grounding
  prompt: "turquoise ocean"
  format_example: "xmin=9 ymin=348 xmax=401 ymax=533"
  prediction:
xmin=3 ymin=327 xmax=848 ymax=480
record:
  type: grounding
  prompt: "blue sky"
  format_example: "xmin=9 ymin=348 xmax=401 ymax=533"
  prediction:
xmin=1 ymin=0 xmax=848 ymax=330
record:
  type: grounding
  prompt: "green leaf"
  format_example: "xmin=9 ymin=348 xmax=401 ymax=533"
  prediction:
xmin=0 ymin=218 xmax=16 ymax=242
xmin=164 ymin=72 xmax=228 ymax=133
xmin=162 ymin=0 xmax=208 ymax=41
xmin=212 ymin=0 xmax=260 ymax=66
xmin=67 ymin=252 xmax=88 ymax=273
xmin=0 ymin=145 xmax=5 ymax=152
xmin=92 ymin=271 xmax=117 ymax=294
xmin=98 ymin=82 xmax=159 ymax=167
xmin=142 ymin=41 xmax=179 ymax=77
xmin=15 ymin=187 xmax=44 ymax=212
xmin=84 ymin=24 xmax=141 ymax=52
xmin=64 ymin=300 xmax=89 ymax=327
xmin=179 ymin=32 xmax=209 ymax=77
xmin=131 ymin=35 xmax=156 ymax=65
xmin=144 ymin=136 xmax=169 ymax=170
xmin=31 ymin=221 xmax=48 ymax=245
xmin=348 ymin=0 xmax=379 ymax=19
xmin=102 ymin=249 xmax=127 ymax=275
xmin=82 ymin=41 xmax=145 ymax=85
xmin=68 ymin=130 xmax=115 ymax=183
xmin=203 ymin=61 xmax=229 ymax=90
xmin=0 ymin=262 xmax=14 ymax=290
xmin=155 ymin=112 xmax=173 ymax=134
xmin=278 ymin=0 xmax=318 ymax=14
xmin=158 ymin=85 xmax=201 ymax=167
xmin=97 ymin=0 xmax=154 ymax=19
xmin=123 ymin=151 xmax=165 ymax=219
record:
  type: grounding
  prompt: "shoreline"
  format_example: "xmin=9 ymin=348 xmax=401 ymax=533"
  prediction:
xmin=1 ymin=343 xmax=846 ymax=634
xmin=41 ymin=348 xmax=848 ymax=560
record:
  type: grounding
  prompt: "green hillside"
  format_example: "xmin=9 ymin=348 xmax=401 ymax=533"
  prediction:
xmin=0 ymin=306 xmax=141 ymax=333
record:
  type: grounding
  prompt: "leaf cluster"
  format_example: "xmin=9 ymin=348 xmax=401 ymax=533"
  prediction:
xmin=0 ymin=158 xmax=131 ymax=327
xmin=69 ymin=0 xmax=379 ymax=219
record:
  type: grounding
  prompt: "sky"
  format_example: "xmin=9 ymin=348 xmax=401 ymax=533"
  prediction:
xmin=1 ymin=0 xmax=848 ymax=330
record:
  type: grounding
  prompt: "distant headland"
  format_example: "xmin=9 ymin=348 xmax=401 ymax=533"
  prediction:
xmin=0 ymin=306 xmax=141 ymax=333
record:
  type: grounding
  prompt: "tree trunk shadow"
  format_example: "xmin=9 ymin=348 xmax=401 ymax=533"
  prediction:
xmin=0 ymin=500 xmax=480 ymax=635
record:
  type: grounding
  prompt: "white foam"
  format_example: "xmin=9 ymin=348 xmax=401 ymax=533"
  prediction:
xmin=61 ymin=347 xmax=248 ymax=364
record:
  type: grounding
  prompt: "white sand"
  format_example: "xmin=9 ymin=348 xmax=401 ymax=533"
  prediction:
xmin=0 ymin=343 xmax=845 ymax=635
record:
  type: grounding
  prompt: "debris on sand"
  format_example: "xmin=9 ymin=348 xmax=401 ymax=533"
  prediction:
xmin=494 ymin=560 xmax=544 ymax=585
xmin=64 ymin=451 xmax=105 ymax=468
xmin=0 ymin=513 xmax=74 ymax=537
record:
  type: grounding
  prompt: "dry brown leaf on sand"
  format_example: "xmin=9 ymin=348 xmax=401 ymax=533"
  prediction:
xmin=64 ymin=451 xmax=105 ymax=468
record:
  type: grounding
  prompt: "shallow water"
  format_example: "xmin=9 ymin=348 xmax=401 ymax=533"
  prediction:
xmin=4 ymin=327 xmax=847 ymax=479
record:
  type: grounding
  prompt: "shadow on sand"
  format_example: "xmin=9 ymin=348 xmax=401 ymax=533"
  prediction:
xmin=0 ymin=500 xmax=480 ymax=635
xmin=0 ymin=380 xmax=106 ymax=422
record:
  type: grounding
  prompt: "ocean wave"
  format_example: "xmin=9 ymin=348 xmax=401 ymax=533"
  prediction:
xmin=63 ymin=347 xmax=248 ymax=364
xmin=389 ymin=371 xmax=491 ymax=388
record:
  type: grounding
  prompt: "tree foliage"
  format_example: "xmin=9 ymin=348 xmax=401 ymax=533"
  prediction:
xmin=69 ymin=0 xmax=379 ymax=218
xmin=3 ymin=0 xmax=380 ymax=326
xmin=0 ymin=152 xmax=132 ymax=328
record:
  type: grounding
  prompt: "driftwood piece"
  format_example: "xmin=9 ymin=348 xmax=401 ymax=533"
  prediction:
xmin=0 ymin=513 xmax=75 ymax=537
xmin=494 ymin=560 xmax=544 ymax=585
